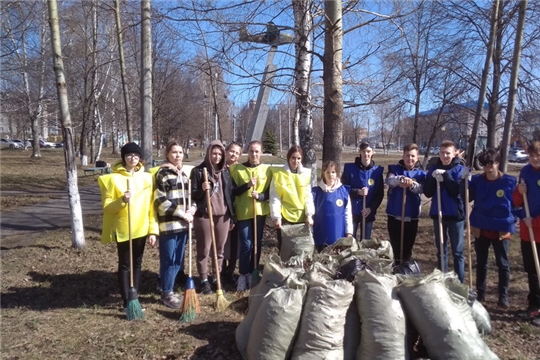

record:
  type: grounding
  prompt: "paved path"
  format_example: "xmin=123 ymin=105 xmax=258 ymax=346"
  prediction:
xmin=0 ymin=185 xmax=102 ymax=246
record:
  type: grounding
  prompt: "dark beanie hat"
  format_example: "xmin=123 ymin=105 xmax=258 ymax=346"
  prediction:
xmin=121 ymin=142 xmax=143 ymax=161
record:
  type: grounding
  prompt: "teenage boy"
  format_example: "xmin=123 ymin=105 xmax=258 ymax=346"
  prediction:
xmin=341 ymin=142 xmax=384 ymax=240
xmin=512 ymin=141 xmax=540 ymax=326
xmin=230 ymin=141 xmax=272 ymax=291
xmin=385 ymin=143 xmax=426 ymax=265
xmin=469 ymin=149 xmax=516 ymax=307
xmin=424 ymin=140 xmax=466 ymax=282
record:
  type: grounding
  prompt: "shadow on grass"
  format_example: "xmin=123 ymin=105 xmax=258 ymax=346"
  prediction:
xmin=0 ymin=269 xmax=158 ymax=310
xmin=182 ymin=321 xmax=240 ymax=358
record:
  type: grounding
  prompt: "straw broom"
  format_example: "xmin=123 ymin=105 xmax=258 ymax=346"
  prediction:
xmin=180 ymin=179 xmax=199 ymax=322
xmin=251 ymin=178 xmax=261 ymax=287
xmin=125 ymin=178 xmax=144 ymax=321
xmin=203 ymin=168 xmax=230 ymax=311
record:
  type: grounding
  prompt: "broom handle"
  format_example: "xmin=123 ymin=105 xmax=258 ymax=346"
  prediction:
xmin=253 ymin=178 xmax=258 ymax=270
xmin=464 ymin=173 xmax=473 ymax=288
xmin=127 ymin=178 xmax=134 ymax=288
xmin=188 ymin=179 xmax=192 ymax=278
xmin=362 ymin=195 xmax=366 ymax=239
xmin=523 ymin=188 xmax=540 ymax=289
xmin=400 ymin=185 xmax=407 ymax=263
xmin=203 ymin=168 xmax=222 ymax=290
xmin=436 ymin=180 xmax=445 ymax=272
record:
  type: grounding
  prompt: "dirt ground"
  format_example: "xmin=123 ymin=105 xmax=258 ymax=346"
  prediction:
xmin=1 ymin=148 xmax=539 ymax=360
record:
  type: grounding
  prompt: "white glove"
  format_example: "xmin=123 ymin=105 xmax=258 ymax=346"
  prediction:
xmin=433 ymin=169 xmax=446 ymax=176
xmin=462 ymin=167 xmax=471 ymax=180
xmin=432 ymin=169 xmax=445 ymax=182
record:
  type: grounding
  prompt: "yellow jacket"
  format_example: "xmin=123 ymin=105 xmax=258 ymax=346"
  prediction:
xmin=98 ymin=161 xmax=159 ymax=244
xmin=230 ymin=163 xmax=272 ymax=220
xmin=269 ymin=165 xmax=314 ymax=223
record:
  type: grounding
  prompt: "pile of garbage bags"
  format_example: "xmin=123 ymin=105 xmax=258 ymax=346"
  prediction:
xmin=236 ymin=236 xmax=497 ymax=360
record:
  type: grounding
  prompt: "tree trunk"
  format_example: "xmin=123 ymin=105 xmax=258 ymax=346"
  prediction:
xmin=293 ymin=0 xmax=316 ymax=184
xmin=467 ymin=0 xmax=500 ymax=167
xmin=141 ymin=0 xmax=153 ymax=167
xmin=47 ymin=0 xmax=85 ymax=249
xmin=114 ymin=0 xmax=133 ymax=142
xmin=500 ymin=0 xmax=528 ymax=172
xmin=322 ymin=0 xmax=344 ymax=170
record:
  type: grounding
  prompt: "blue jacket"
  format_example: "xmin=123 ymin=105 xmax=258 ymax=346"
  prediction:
xmin=469 ymin=173 xmax=516 ymax=233
xmin=385 ymin=161 xmax=426 ymax=219
xmin=312 ymin=184 xmax=350 ymax=246
xmin=341 ymin=158 xmax=384 ymax=221
xmin=424 ymin=157 xmax=465 ymax=221
xmin=515 ymin=164 xmax=540 ymax=220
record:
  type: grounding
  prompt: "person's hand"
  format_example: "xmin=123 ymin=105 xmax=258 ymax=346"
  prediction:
xmin=346 ymin=233 xmax=353 ymax=238
xmin=358 ymin=187 xmax=369 ymax=196
xmin=518 ymin=180 xmax=527 ymax=195
xmin=248 ymin=177 xmax=258 ymax=187
xmin=123 ymin=190 xmax=131 ymax=203
xmin=432 ymin=169 xmax=445 ymax=182
xmin=306 ymin=216 xmax=313 ymax=226
xmin=361 ymin=208 xmax=371 ymax=217
xmin=183 ymin=213 xmax=194 ymax=223
xmin=251 ymin=191 xmax=259 ymax=200
xmin=202 ymin=181 xmax=211 ymax=191
xmin=462 ymin=167 xmax=471 ymax=180
xmin=524 ymin=217 xmax=533 ymax=228
xmin=147 ymin=234 xmax=157 ymax=246
xmin=273 ymin=218 xmax=282 ymax=229
xmin=187 ymin=207 xmax=196 ymax=216
xmin=456 ymin=149 xmax=465 ymax=158
xmin=399 ymin=177 xmax=413 ymax=188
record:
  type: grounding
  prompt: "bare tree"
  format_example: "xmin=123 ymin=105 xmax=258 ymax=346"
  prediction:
xmin=500 ymin=0 xmax=528 ymax=172
xmin=47 ymin=0 xmax=85 ymax=249
xmin=322 ymin=0 xmax=344 ymax=168
xmin=141 ymin=0 xmax=153 ymax=167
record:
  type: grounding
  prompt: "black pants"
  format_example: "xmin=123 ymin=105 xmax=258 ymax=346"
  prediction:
xmin=117 ymin=236 xmax=146 ymax=307
xmin=387 ymin=216 xmax=418 ymax=264
xmin=223 ymin=226 xmax=239 ymax=275
xmin=475 ymin=236 xmax=510 ymax=297
xmin=521 ymin=240 xmax=540 ymax=308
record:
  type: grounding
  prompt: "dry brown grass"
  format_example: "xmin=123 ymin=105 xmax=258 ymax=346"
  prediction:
xmin=1 ymin=147 xmax=538 ymax=359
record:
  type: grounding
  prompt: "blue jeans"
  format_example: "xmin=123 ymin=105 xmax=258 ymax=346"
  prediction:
xmin=159 ymin=231 xmax=188 ymax=294
xmin=353 ymin=214 xmax=373 ymax=240
xmin=433 ymin=219 xmax=465 ymax=282
xmin=237 ymin=216 xmax=266 ymax=275
xmin=475 ymin=236 xmax=510 ymax=297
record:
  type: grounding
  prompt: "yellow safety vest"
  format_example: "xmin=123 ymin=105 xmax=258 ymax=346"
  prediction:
xmin=230 ymin=163 xmax=272 ymax=220
xmin=272 ymin=167 xmax=311 ymax=223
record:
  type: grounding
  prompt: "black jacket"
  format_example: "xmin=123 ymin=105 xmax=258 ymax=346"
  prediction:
xmin=190 ymin=162 xmax=236 ymax=222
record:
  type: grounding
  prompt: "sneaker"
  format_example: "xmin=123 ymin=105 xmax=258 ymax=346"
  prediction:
xmin=476 ymin=291 xmax=485 ymax=302
xmin=517 ymin=306 xmax=540 ymax=319
xmin=532 ymin=318 xmax=540 ymax=327
xmin=160 ymin=292 xmax=182 ymax=309
xmin=236 ymin=274 xmax=247 ymax=292
xmin=498 ymin=295 xmax=509 ymax=308
xmin=199 ymin=280 xmax=213 ymax=295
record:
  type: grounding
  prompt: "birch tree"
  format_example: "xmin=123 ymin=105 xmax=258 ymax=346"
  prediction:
xmin=47 ymin=0 xmax=85 ymax=249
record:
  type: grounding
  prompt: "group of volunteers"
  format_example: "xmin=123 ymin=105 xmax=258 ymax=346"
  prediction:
xmin=97 ymin=138 xmax=540 ymax=326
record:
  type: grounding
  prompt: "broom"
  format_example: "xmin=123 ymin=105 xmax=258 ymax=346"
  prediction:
xmin=203 ymin=168 xmax=230 ymax=311
xmin=522 ymin=180 xmax=540 ymax=289
xmin=180 ymin=179 xmax=199 ymax=322
xmin=361 ymin=195 xmax=367 ymax=240
xmin=436 ymin=178 xmax=445 ymax=273
xmin=251 ymin=178 xmax=261 ymax=287
xmin=464 ymin=170 xmax=473 ymax=288
xmin=399 ymin=182 xmax=407 ymax=264
xmin=125 ymin=178 xmax=144 ymax=321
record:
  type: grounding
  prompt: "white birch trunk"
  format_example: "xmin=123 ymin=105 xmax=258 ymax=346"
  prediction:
xmin=293 ymin=0 xmax=317 ymax=185
xmin=47 ymin=0 xmax=85 ymax=249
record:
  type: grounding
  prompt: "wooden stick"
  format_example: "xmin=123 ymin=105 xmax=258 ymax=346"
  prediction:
xmin=436 ymin=180 xmax=445 ymax=272
xmin=400 ymin=186 xmax=407 ymax=263
xmin=523 ymin=188 xmax=540 ymax=289
xmin=464 ymin=173 xmax=473 ymax=288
